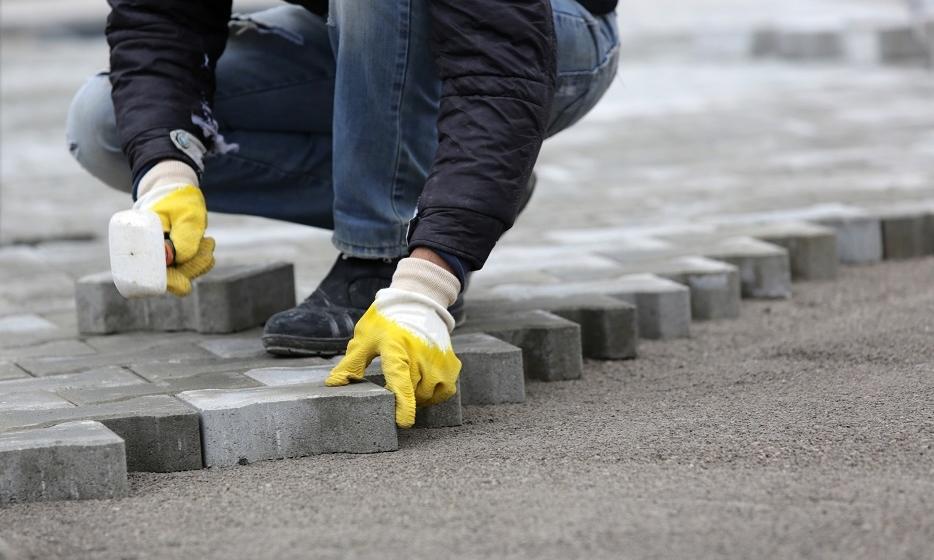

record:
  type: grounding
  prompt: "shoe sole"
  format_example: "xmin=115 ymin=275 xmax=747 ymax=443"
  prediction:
xmin=262 ymin=334 xmax=350 ymax=358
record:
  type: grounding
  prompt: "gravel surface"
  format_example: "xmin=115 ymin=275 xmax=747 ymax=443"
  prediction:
xmin=1 ymin=257 xmax=932 ymax=560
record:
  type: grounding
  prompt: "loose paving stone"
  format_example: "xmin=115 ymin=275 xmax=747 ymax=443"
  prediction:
xmin=742 ymin=222 xmax=839 ymax=281
xmin=413 ymin=383 xmax=463 ymax=429
xmin=877 ymin=210 xmax=930 ymax=260
xmin=0 ymin=391 xmax=74 ymax=412
xmin=191 ymin=262 xmax=296 ymax=333
xmin=702 ymin=237 xmax=792 ymax=299
xmin=451 ymin=334 xmax=525 ymax=406
xmin=0 ymin=367 xmax=145 ymax=395
xmin=814 ymin=214 xmax=883 ymax=264
xmin=0 ymin=314 xmax=58 ymax=334
xmin=598 ymin=255 xmax=740 ymax=322
xmin=466 ymin=293 xmax=637 ymax=360
xmin=456 ymin=310 xmax=582 ymax=382
xmin=0 ymin=421 xmax=127 ymax=504
xmin=177 ymin=382 xmax=397 ymax=467
xmin=482 ymin=274 xmax=691 ymax=340
xmin=0 ymin=362 xmax=29 ymax=381
xmin=16 ymin=342 xmax=213 ymax=376
xmin=0 ymin=395 xmax=202 ymax=473
xmin=75 ymin=262 xmax=296 ymax=335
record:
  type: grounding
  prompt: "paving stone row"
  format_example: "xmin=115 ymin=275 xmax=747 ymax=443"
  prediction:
xmin=4 ymin=209 xmax=933 ymax=503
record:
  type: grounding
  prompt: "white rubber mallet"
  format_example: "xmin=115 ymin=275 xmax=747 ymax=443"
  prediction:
xmin=108 ymin=209 xmax=175 ymax=298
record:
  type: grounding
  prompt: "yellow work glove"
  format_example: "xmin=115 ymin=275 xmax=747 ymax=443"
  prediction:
xmin=327 ymin=257 xmax=462 ymax=428
xmin=134 ymin=160 xmax=215 ymax=296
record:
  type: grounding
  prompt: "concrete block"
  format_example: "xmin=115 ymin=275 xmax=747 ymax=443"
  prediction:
xmin=198 ymin=336 xmax=267 ymax=359
xmin=456 ymin=310 xmax=582 ymax=382
xmin=745 ymin=222 xmax=839 ymax=281
xmin=76 ymin=262 xmax=295 ymax=335
xmin=177 ymin=382 xmax=397 ymax=467
xmin=0 ymin=395 xmax=202 ymax=473
xmin=451 ymin=334 xmax=525 ymax=405
xmin=482 ymin=274 xmax=691 ymax=340
xmin=244 ymin=365 xmax=333 ymax=387
xmin=814 ymin=215 xmax=883 ymax=264
xmin=466 ymin=293 xmax=637 ymax=359
xmin=878 ymin=210 xmax=929 ymax=260
xmin=414 ymin=382 xmax=462 ymax=429
xmin=702 ymin=237 xmax=792 ymax=299
xmin=0 ymin=421 xmax=127 ymax=504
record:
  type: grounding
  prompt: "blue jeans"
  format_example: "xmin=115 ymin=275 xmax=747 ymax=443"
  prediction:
xmin=66 ymin=0 xmax=619 ymax=259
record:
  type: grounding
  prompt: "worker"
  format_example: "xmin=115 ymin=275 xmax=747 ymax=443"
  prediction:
xmin=66 ymin=0 xmax=619 ymax=427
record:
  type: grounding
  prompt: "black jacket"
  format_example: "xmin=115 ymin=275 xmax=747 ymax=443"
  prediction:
xmin=106 ymin=1 xmax=613 ymax=269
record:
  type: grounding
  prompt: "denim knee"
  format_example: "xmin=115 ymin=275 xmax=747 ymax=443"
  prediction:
xmin=65 ymin=73 xmax=133 ymax=193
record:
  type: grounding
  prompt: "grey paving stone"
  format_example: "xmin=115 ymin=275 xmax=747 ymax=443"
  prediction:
xmin=0 ymin=362 xmax=29 ymax=381
xmin=192 ymin=262 xmax=296 ymax=334
xmin=456 ymin=310 xmax=582 ymax=382
xmin=0 ymin=395 xmax=202 ymax=473
xmin=481 ymin=274 xmax=691 ymax=340
xmin=0 ymin=420 xmax=127 ymax=504
xmin=878 ymin=210 xmax=930 ymax=260
xmin=0 ymin=339 xmax=97 ymax=361
xmin=17 ymin=342 xmax=213 ymax=376
xmin=751 ymin=28 xmax=844 ymax=60
xmin=599 ymin=255 xmax=740 ymax=322
xmin=878 ymin=23 xmax=934 ymax=65
xmin=244 ymin=365 xmax=333 ymax=387
xmin=131 ymin=356 xmax=332 ymax=383
xmin=58 ymin=371 xmax=263 ymax=405
xmin=466 ymin=293 xmax=637 ymax=360
xmin=75 ymin=262 xmax=295 ymax=335
xmin=177 ymin=382 xmax=397 ymax=467
xmin=414 ymin=383 xmax=462 ymax=429
xmin=814 ymin=215 xmax=883 ymax=264
xmin=198 ymin=336 xmax=267 ymax=359
xmin=0 ymin=314 xmax=58 ymax=334
xmin=451 ymin=334 xmax=525 ymax=406
xmin=0 ymin=391 xmax=74 ymax=412
xmin=744 ymin=222 xmax=839 ymax=281
xmin=0 ymin=366 xmax=145 ymax=395
xmin=702 ymin=237 xmax=792 ymax=299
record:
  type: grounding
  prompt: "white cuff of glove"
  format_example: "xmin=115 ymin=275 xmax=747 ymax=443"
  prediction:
xmin=135 ymin=160 xmax=200 ymax=208
xmin=390 ymin=257 xmax=460 ymax=308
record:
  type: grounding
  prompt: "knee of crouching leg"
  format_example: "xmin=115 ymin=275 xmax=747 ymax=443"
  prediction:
xmin=65 ymin=73 xmax=132 ymax=192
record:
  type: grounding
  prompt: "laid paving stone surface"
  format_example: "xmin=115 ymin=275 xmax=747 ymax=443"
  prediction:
xmin=16 ymin=342 xmax=214 ymax=376
xmin=58 ymin=370 xmax=264 ymax=405
xmin=480 ymin=274 xmax=691 ymax=340
xmin=466 ymin=293 xmax=637 ymax=360
xmin=0 ymin=362 xmax=29 ymax=381
xmin=451 ymin=333 xmax=525 ymax=406
xmin=0 ymin=366 xmax=145 ymax=395
xmin=0 ymin=395 xmax=202 ymax=473
xmin=244 ymin=365 xmax=333 ymax=387
xmin=76 ymin=262 xmax=295 ymax=335
xmin=0 ymin=420 xmax=127 ymax=504
xmin=178 ymin=382 xmax=397 ymax=467
xmin=456 ymin=310 xmax=583 ymax=382
xmin=131 ymin=356 xmax=332 ymax=383
xmin=0 ymin=391 xmax=75 ymax=412
xmin=0 ymin=339 xmax=97 ymax=361
xmin=0 ymin=314 xmax=58 ymax=334
xmin=198 ymin=336 xmax=268 ymax=359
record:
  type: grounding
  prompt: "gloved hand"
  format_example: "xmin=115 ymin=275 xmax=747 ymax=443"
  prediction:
xmin=326 ymin=257 xmax=462 ymax=428
xmin=134 ymin=160 xmax=215 ymax=296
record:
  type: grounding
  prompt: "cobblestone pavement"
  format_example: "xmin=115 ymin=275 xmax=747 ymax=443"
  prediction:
xmin=1 ymin=1 xmax=933 ymax=558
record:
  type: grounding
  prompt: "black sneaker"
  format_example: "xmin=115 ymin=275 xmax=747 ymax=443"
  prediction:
xmin=262 ymin=255 xmax=399 ymax=357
